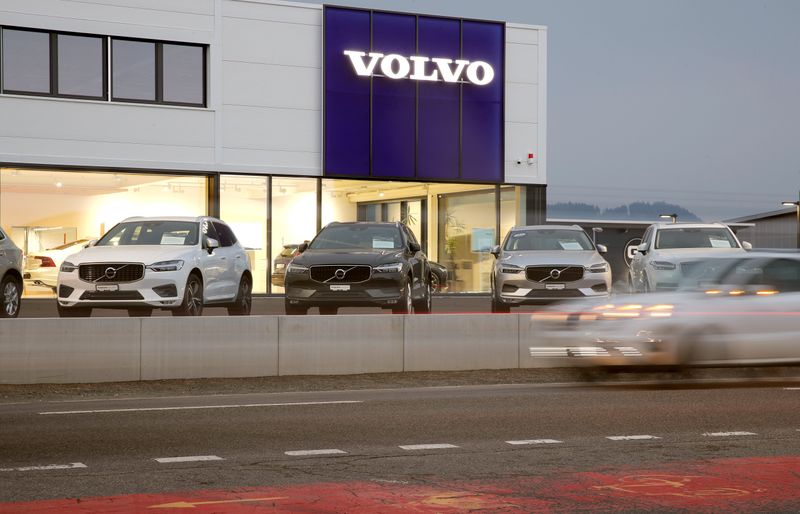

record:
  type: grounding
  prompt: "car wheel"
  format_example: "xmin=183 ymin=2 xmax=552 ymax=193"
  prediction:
xmin=392 ymin=282 xmax=413 ymax=314
xmin=319 ymin=306 xmax=338 ymax=315
xmin=228 ymin=275 xmax=253 ymax=316
xmin=174 ymin=274 xmax=203 ymax=316
xmin=414 ymin=279 xmax=432 ymax=314
xmin=127 ymin=307 xmax=152 ymax=317
xmin=285 ymin=301 xmax=308 ymax=315
xmin=0 ymin=275 xmax=21 ymax=318
xmin=430 ymin=272 xmax=440 ymax=293
xmin=57 ymin=304 xmax=92 ymax=317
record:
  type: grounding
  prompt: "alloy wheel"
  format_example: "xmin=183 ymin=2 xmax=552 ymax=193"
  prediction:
xmin=240 ymin=279 xmax=252 ymax=313
xmin=3 ymin=281 xmax=20 ymax=317
xmin=405 ymin=283 xmax=413 ymax=313
xmin=186 ymin=279 xmax=202 ymax=316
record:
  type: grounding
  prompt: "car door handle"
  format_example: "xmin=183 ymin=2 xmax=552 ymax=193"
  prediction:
xmin=235 ymin=255 xmax=242 ymax=259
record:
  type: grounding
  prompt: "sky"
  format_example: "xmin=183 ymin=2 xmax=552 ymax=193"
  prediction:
xmin=300 ymin=0 xmax=800 ymax=221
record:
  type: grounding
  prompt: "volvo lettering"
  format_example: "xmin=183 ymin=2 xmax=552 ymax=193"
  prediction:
xmin=343 ymin=51 xmax=495 ymax=85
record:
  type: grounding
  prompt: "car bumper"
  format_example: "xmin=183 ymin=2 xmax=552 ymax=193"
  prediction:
xmin=57 ymin=269 xmax=188 ymax=309
xmin=496 ymin=271 xmax=611 ymax=304
xmin=285 ymin=273 xmax=406 ymax=308
xmin=24 ymin=268 xmax=58 ymax=288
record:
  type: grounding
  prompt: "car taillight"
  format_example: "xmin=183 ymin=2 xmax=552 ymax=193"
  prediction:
xmin=36 ymin=256 xmax=56 ymax=267
xmin=293 ymin=251 xmax=300 ymax=256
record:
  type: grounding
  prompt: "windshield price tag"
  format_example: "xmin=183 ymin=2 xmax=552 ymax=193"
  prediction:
xmin=545 ymin=283 xmax=565 ymax=290
xmin=96 ymin=284 xmax=119 ymax=292
xmin=330 ymin=284 xmax=350 ymax=291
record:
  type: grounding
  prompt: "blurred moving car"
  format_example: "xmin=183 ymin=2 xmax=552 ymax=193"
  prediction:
xmin=533 ymin=253 xmax=800 ymax=369
xmin=630 ymin=222 xmax=751 ymax=293
xmin=57 ymin=217 xmax=252 ymax=317
xmin=490 ymin=225 xmax=611 ymax=313
xmin=284 ymin=221 xmax=432 ymax=315
xmin=24 ymin=239 xmax=93 ymax=290
xmin=429 ymin=261 xmax=448 ymax=293
xmin=0 ymin=227 xmax=24 ymax=318
xmin=271 ymin=243 xmax=302 ymax=288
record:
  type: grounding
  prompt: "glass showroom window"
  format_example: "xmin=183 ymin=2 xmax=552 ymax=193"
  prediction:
xmin=0 ymin=168 xmax=207 ymax=298
xmin=57 ymin=34 xmax=105 ymax=98
xmin=220 ymin=176 xmax=268 ymax=294
xmin=1 ymin=28 xmax=51 ymax=94
xmin=271 ymin=177 xmax=318 ymax=294
xmin=500 ymin=186 xmax=522 ymax=244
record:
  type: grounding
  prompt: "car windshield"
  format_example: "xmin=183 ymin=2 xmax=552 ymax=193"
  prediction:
xmin=504 ymin=229 xmax=593 ymax=251
xmin=96 ymin=221 xmax=199 ymax=246
xmin=310 ymin=225 xmax=403 ymax=250
xmin=48 ymin=239 xmax=90 ymax=251
xmin=655 ymin=227 xmax=739 ymax=249
xmin=280 ymin=245 xmax=298 ymax=257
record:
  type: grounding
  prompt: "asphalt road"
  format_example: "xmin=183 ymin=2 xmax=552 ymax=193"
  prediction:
xmin=2 ymin=380 xmax=800 ymax=512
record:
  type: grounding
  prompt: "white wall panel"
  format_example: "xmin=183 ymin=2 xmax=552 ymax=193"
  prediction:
xmin=506 ymin=25 xmax=539 ymax=45
xmin=222 ymin=105 xmax=319 ymax=153
xmin=506 ymin=83 xmax=538 ymax=123
xmin=506 ymin=42 xmax=539 ymax=85
xmin=223 ymin=0 xmax=320 ymax=25
xmin=504 ymin=122 xmax=541 ymax=184
xmin=222 ymin=16 xmax=321 ymax=68
xmin=222 ymin=61 xmax=320 ymax=110
xmin=221 ymin=148 xmax=320 ymax=174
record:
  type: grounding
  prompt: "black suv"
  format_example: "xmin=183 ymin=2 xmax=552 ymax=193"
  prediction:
xmin=284 ymin=222 xmax=432 ymax=315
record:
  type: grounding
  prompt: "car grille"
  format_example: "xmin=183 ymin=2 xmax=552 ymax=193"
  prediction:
xmin=79 ymin=263 xmax=144 ymax=283
xmin=525 ymin=266 xmax=584 ymax=282
xmin=310 ymin=265 xmax=371 ymax=283
xmin=79 ymin=290 xmax=144 ymax=300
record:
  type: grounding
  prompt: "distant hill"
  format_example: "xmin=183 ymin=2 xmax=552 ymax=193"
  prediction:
xmin=548 ymin=201 xmax=702 ymax=222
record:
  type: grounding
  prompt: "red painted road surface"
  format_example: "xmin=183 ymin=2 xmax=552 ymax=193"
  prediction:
xmin=2 ymin=456 xmax=799 ymax=513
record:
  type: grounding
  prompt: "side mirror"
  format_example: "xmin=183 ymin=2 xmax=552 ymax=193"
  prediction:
xmin=298 ymin=242 xmax=309 ymax=254
xmin=409 ymin=241 xmax=421 ymax=253
xmin=206 ymin=237 xmax=220 ymax=253
xmin=637 ymin=242 xmax=650 ymax=255
xmin=490 ymin=245 xmax=501 ymax=258
xmin=742 ymin=241 xmax=753 ymax=250
xmin=85 ymin=239 xmax=98 ymax=248
xmin=596 ymin=244 xmax=608 ymax=254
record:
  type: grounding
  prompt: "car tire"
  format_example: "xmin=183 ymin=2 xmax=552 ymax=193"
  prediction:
xmin=413 ymin=279 xmax=432 ymax=314
xmin=227 ymin=275 xmax=253 ymax=316
xmin=285 ymin=301 xmax=307 ymax=315
xmin=392 ymin=282 xmax=413 ymax=314
xmin=0 ymin=275 xmax=22 ymax=318
xmin=430 ymin=272 xmax=440 ymax=293
xmin=319 ymin=306 xmax=338 ymax=315
xmin=173 ymin=274 xmax=204 ymax=316
xmin=57 ymin=304 xmax=92 ymax=317
xmin=127 ymin=307 xmax=152 ymax=317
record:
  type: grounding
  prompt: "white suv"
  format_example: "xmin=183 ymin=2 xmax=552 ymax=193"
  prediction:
xmin=630 ymin=222 xmax=751 ymax=292
xmin=57 ymin=217 xmax=252 ymax=317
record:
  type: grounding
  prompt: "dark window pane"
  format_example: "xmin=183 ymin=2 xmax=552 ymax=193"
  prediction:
xmin=162 ymin=44 xmax=204 ymax=105
xmin=2 ymin=29 xmax=50 ymax=93
xmin=112 ymin=39 xmax=155 ymax=101
xmin=57 ymin=34 xmax=104 ymax=97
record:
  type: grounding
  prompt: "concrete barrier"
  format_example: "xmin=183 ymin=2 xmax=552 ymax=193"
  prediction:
xmin=140 ymin=317 xmax=278 ymax=380
xmin=278 ymin=315 xmax=404 ymax=375
xmin=403 ymin=314 xmax=519 ymax=371
xmin=0 ymin=318 xmax=141 ymax=384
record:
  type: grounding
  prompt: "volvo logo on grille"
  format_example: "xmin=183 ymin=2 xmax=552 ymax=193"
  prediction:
xmin=104 ymin=267 xmax=117 ymax=279
xmin=549 ymin=268 xmax=561 ymax=279
xmin=334 ymin=269 xmax=347 ymax=280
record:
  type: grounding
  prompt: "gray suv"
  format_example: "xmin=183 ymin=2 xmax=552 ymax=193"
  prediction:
xmin=0 ymin=228 xmax=24 ymax=318
xmin=490 ymin=225 xmax=612 ymax=312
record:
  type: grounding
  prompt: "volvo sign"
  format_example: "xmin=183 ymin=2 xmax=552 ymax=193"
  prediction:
xmin=343 ymin=51 xmax=495 ymax=85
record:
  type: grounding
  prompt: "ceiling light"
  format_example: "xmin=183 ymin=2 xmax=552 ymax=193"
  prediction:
xmin=55 ymin=182 xmax=63 ymax=188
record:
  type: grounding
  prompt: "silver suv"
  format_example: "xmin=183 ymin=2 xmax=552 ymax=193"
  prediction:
xmin=0 ymin=227 xmax=24 ymax=318
xmin=490 ymin=225 xmax=612 ymax=312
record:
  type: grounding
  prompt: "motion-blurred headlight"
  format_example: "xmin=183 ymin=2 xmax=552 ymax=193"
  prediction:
xmin=374 ymin=262 xmax=404 ymax=273
xmin=587 ymin=263 xmax=609 ymax=273
xmin=60 ymin=261 xmax=77 ymax=273
xmin=286 ymin=262 xmax=309 ymax=274
xmin=500 ymin=265 xmax=523 ymax=274
xmin=146 ymin=260 xmax=184 ymax=272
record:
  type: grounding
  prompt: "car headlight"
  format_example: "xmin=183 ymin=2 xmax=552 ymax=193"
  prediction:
xmin=146 ymin=260 xmax=184 ymax=272
xmin=275 ymin=263 xmax=286 ymax=270
xmin=587 ymin=263 xmax=609 ymax=273
xmin=650 ymin=261 xmax=677 ymax=271
xmin=500 ymin=264 xmax=523 ymax=274
xmin=286 ymin=262 xmax=309 ymax=274
xmin=60 ymin=261 xmax=78 ymax=273
xmin=374 ymin=262 xmax=404 ymax=273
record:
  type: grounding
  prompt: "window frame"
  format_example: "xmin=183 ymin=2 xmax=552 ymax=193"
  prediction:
xmin=111 ymin=36 xmax=206 ymax=108
xmin=0 ymin=26 xmax=108 ymax=101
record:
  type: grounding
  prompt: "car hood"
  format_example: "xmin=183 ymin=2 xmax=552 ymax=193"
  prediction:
xmin=649 ymin=248 xmax=746 ymax=262
xmin=499 ymin=250 xmax=606 ymax=267
xmin=293 ymin=249 xmax=408 ymax=267
xmin=63 ymin=245 xmax=195 ymax=265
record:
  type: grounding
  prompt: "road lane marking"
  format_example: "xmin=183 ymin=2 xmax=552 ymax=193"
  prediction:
xmin=149 ymin=497 xmax=288 ymax=509
xmin=399 ymin=444 xmax=459 ymax=451
xmin=154 ymin=455 xmax=224 ymax=464
xmin=39 ymin=400 xmax=363 ymax=415
xmin=284 ymin=449 xmax=347 ymax=456
xmin=703 ymin=431 xmax=757 ymax=437
xmin=0 ymin=462 xmax=87 ymax=472
xmin=506 ymin=439 xmax=563 ymax=445
xmin=784 ymin=387 xmax=800 ymax=390
xmin=606 ymin=435 xmax=661 ymax=441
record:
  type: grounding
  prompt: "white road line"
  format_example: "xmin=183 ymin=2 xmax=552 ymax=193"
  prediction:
xmin=606 ymin=435 xmax=661 ymax=441
xmin=154 ymin=455 xmax=224 ymax=464
xmin=284 ymin=449 xmax=347 ymax=457
xmin=39 ymin=400 xmax=363 ymax=415
xmin=399 ymin=444 xmax=459 ymax=451
xmin=784 ymin=387 xmax=800 ymax=390
xmin=0 ymin=462 xmax=87 ymax=472
xmin=506 ymin=439 xmax=563 ymax=445
xmin=703 ymin=431 xmax=757 ymax=437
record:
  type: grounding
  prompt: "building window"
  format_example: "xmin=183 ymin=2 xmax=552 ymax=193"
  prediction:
xmin=57 ymin=34 xmax=105 ymax=98
xmin=112 ymin=38 xmax=205 ymax=106
xmin=2 ymin=29 xmax=51 ymax=94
